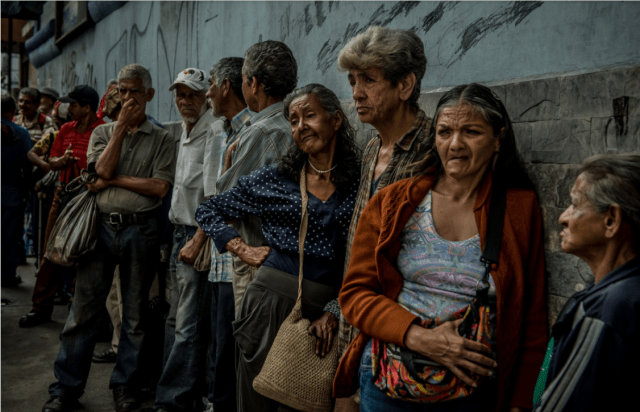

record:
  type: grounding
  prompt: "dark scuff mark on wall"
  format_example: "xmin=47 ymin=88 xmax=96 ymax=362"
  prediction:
xmin=411 ymin=2 xmax=459 ymax=34
xmin=316 ymin=1 xmax=437 ymax=74
xmin=378 ymin=1 xmax=421 ymax=27
xmin=452 ymin=1 xmax=543 ymax=67
xmin=613 ymin=96 xmax=629 ymax=137
xmin=328 ymin=1 xmax=338 ymax=13
xmin=304 ymin=5 xmax=313 ymax=35
xmin=315 ymin=1 xmax=326 ymax=28
xmin=280 ymin=5 xmax=291 ymax=42
xmin=205 ymin=14 xmax=218 ymax=23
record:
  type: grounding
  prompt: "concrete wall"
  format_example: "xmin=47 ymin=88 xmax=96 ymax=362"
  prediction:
xmin=37 ymin=1 xmax=640 ymax=121
xmin=34 ymin=1 xmax=640 ymax=323
xmin=367 ymin=66 xmax=638 ymax=325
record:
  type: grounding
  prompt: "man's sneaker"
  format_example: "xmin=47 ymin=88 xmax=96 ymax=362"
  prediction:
xmin=19 ymin=310 xmax=52 ymax=327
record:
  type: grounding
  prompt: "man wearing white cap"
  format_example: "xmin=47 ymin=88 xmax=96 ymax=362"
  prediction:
xmin=151 ymin=68 xmax=217 ymax=412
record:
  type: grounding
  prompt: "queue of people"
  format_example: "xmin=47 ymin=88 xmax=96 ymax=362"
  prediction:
xmin=1 ymin=24 xmax=638 ymax=412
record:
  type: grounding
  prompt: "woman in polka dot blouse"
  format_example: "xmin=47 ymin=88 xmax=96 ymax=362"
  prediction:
xmin=195 ymin=83 xmax=361 ymax=411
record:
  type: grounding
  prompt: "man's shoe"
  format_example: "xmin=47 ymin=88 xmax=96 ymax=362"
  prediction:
xmin=92 ymin=348 xmax=117 ymax=363
xmin=19 ymin=310 xmax=52 ymax=327
xmin=42 ymin=396 xmax=79 ymax=412
xmin=113 ymin=388 xmax=138 ymax=412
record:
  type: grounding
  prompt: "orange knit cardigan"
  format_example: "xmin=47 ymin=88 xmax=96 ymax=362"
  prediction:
xmin=334 ymin=173 xmax=548 ymax=411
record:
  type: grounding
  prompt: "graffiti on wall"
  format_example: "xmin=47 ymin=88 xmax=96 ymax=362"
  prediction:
xmin=60 ymin=51 xmax=98 ymax=93
xmin=46 ymin=1 xmax=549 ymax=120
xmin=313 ymin=1 xmax=543 ymax=74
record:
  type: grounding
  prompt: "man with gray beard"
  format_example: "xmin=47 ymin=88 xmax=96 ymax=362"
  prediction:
xmin=151 ymin=68 xmax=217 ymax=412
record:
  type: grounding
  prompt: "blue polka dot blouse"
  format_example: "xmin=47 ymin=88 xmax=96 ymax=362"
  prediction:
xmin=195 ymin=164 xmax=360 ymax=287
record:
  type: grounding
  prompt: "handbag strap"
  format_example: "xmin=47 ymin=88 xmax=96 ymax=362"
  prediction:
xmin=480 ymin=173 xmax=507 ymax=283
xmin=296 ymin=167 xmax=309 ymax=302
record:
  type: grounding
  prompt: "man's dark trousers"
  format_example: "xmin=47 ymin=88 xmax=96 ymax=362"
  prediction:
xmin=48 ymin=216 xmax=158 ymax=399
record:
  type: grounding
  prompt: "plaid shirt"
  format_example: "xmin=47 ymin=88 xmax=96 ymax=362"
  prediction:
xmin=208 ymin=107 xmax=254 ymax=283
xmin=337 ymin=109 xmax=432 ymax=355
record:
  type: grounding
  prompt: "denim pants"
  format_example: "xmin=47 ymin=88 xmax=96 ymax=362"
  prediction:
xmin=49 ymin=217 xmax=158 ymax=399
xmin=359 ymin=340 xmax=497 ymax=412
xmin=208 ymin=281 xmax=237 ymax=412
xmin=154 ymin=226 xmax=211 ymax=411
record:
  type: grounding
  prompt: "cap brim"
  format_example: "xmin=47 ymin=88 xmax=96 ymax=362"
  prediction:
xmin=168 ymin=80 xmax=205 ymax=92
xmin=58 ymin=96 xmax=78 ymax=104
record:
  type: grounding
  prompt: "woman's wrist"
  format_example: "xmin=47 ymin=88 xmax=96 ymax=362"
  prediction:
xmin=323 ymin=299 xmax=341 ymax=319
xmin=225 ymin=237 xmax=245 ymax=256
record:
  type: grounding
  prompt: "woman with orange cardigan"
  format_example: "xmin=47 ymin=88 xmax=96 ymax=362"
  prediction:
xmin=334 ymin=84 xmax=547 ymax=412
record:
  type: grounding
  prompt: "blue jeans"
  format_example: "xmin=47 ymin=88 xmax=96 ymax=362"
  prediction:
xmin=359 ymin=340 xmax=497 ymax=412
xmin=208 ymin=281 xmax=237 ymax=411
xmin=49 ymin=217 xmax=158 ymax=399
xmin=154 ymin=227 xmax=212 ymax=411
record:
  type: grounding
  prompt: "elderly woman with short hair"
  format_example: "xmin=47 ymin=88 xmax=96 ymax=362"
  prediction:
xmin=335 ymin=83 xmax=548 ymax=412
xmin=196 ymin=83 xmax=361 ymax=412
xmin=334 ymin=25 xmax=433 ymax=412
xmin=534 ymin=152 xmax=640 ymax=412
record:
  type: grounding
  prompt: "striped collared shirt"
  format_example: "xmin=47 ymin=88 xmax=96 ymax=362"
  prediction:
xmin=207 ymin=107 xmax=254 ymax=283
xmin=337 ymin=109 xmax=432 ymax=355
xmin=215 ymin=102 xmax=294 ymax=252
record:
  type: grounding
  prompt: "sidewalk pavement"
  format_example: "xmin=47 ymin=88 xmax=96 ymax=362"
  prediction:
xmin=1 ymin=258 xmax=155 ymax=412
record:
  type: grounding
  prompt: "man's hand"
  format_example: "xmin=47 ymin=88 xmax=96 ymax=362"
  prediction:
xmin=50 ymin=144 xmax=79 ymax=171
xmin=222 ymin=140 xmax=239 ymax=173
xmin=86 ymin=177 xmax=111 ymax=193
xmin=178 ymin=238 xmax=202 ymax=264
xmin=117 ymin=99 xmax=144 ymax=130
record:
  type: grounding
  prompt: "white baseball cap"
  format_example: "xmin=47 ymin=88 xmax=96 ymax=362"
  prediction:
xmin=168 ymin=68 xmax=208 ymax=92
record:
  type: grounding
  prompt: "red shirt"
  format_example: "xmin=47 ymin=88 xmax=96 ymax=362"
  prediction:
xmin=50 ymin=118 xmax=105 ymax=183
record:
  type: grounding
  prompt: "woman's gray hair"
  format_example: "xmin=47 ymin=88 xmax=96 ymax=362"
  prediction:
xmin=280 ymin=83 xmax=361 ymax=192
xmin=579 ymin=152 xmax=640 ymax=252
xmin=118 ymin=64 xmax=152 ymax=91
xmin=337 ymin=26 xmax=427 ymax=108
xmin=242 ymin=40 xmax=298 ymax=99
xmin=211 ymin=57 xmax=246 ymax=105
xmin=107 ymin=79 xmax=118 ymax=88
xmin=19 ymin=87 xmax=41 ymax=102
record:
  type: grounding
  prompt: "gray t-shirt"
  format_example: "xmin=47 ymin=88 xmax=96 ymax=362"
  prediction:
xmin=87 ymin=117 xmax=175 ymax=214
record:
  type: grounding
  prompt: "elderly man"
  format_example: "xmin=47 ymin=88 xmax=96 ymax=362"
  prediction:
xmin=20 ymin=85 xmax=104 ymax=328
xmin=215 ymin=40 xmax=297 ymax=316
xmin=14 ymin=87 xmax=57 ymax=143
xmin=201 ymin=56 xmax=253 ymax=412
xmin=150 ymin=68 xmax=217 ymax=412
xmin=42 ymin=64 xmax=175 ymax=412
xmin=534 ymin=153 xmax=640 ymax=411
xmin=333 ymin=26 xmax=432 ymax=412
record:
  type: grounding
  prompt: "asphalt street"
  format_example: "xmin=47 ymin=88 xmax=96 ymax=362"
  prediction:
xmin=1 ymin=258 xmax=155 ymax=412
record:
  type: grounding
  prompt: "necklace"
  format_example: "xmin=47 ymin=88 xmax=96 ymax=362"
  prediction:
xmin=308 ymin=159 xmax=337 ymax=174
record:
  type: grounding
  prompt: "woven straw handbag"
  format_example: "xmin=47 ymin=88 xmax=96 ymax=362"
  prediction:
xmin=253 ymin=168 xmax=340 ymax=412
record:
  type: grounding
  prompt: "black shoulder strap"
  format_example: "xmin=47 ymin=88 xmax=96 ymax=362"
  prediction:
xmin=481 ymin=175 xmax=507 ymax=269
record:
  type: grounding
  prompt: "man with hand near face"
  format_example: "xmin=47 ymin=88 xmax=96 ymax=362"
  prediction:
xmin=19 ymin=85 xmax=104 ymax=328
xmin=42 ymin=64 xmax=175 ymax=412
xmin=151 ymin=68 xmax=217 ymax=412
